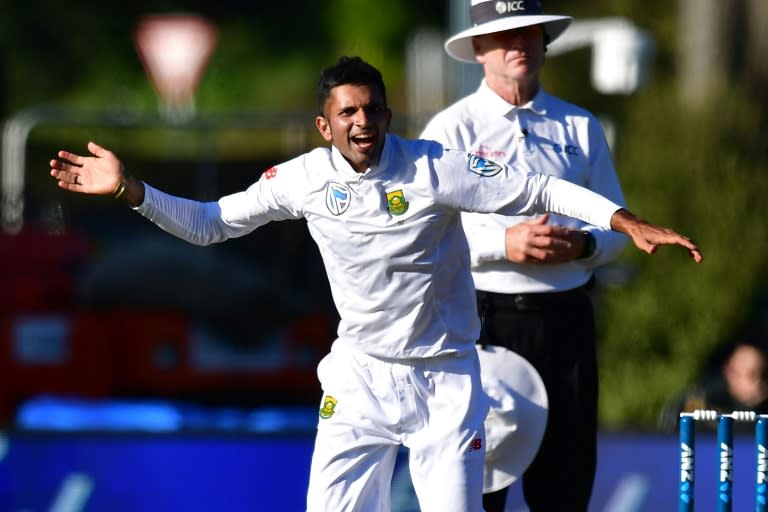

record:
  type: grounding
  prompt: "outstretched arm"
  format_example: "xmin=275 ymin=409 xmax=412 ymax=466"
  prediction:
xmin=49 ymin=141 xmax=145 ymax=207
xmin=610 ymin=208 xmax=703 ymax=263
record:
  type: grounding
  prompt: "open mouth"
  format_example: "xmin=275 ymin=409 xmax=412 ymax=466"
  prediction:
xmin=351 ymin=134 xmax=376 ymax=151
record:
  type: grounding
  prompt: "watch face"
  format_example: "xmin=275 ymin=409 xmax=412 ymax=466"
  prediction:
xmin=580 ymin=231 xmax=596 ymax=259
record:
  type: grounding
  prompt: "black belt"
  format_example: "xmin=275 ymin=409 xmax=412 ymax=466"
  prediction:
xmin=476 ymin=286 xmax=589 ymax=312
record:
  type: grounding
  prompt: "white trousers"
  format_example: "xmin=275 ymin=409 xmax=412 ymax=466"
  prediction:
xmin=306 ymin=344 xmax=489 ymax=512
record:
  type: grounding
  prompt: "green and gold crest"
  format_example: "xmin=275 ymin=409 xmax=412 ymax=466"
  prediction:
xmin=386 ymin=189 xmax=409 ymax=216
xmin=319 ymin=395 xmax=338 ymax=419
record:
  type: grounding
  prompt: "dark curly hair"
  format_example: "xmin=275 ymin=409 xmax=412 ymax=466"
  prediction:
xmin=316 ymin=56 xmax=388 ymax=114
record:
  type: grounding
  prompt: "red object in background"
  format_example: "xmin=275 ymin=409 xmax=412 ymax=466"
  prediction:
xmin=0 ymin=226 xmax=332 ymax=426
xmin=104 ymin=309 xmax=326 ymax=401
xmin=0 ymin=226 xmax=94 ymax=422
xmin=133 ymin=14 xmax=218 ymax=110
xmin=0 ymin=308 xmax=328 ymax=426
xmin=0 ymin=312 xmax=111 ymax=422
xmin=0 ymin=227 xmax=93 ymax=312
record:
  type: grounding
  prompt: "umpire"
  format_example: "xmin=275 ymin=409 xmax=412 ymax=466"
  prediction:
xmin=420 ymin=1 xmax=629 ymax=510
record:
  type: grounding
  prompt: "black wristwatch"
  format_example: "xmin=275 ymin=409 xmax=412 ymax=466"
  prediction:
xmin=578 ymin=231 xmax=596 ymax=259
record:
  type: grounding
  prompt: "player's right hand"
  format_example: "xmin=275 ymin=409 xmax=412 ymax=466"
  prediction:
xmin=50 ymin=141 xmax=124 ymax=196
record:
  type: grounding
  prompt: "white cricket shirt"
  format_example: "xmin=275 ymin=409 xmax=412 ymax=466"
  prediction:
xmin=421 ymin=82 xmax=628 ymax=294
xmin=135 ymin=134 xmax=620 ymax=359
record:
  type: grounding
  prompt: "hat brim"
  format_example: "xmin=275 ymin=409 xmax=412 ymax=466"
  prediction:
xmin=475 ymin=345 xmax=549 ymax=493
xmin=445 ymin=15 xmax=573 ymax=63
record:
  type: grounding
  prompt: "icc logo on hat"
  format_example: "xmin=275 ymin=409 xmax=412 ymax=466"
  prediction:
xmin=494 ymin=1 xmax=534 ymax=15
xmin=445 ymin=0 xmax=572 ymax=63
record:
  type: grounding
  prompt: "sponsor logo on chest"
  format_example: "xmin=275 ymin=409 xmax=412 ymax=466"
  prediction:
xmin=468 ymin=155 xmax=503 ymax=177
xmin=475 ymin=139 xmax=582 ymax=159
xmin=325 ymin=182 xmax=352 ymax=216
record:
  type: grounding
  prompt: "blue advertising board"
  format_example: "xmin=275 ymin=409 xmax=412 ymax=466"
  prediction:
xmin=0 ymin=428 xmax=762 ymax=511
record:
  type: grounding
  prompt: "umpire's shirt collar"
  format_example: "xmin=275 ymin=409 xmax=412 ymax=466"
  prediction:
xmin=476 ymin=79 xmax=549 ymax=119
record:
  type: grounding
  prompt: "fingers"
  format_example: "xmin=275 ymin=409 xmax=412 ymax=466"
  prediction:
xmin=87 ymin=141 xmax=106 ymax=157
xmin=56 ymin=141 xmax=104 ymax=165
xmin=650 ymin=241 xmax=702 ymax=263
xmin=50 ymin=164 xmax=82 ymax=189
xmin=50 ymin=157 xmax=78 ymax=173
xmin=633 ymin=227 xmax=703 ymax=263
xmin=647 ymin=230 xmax=701 ymax=255
xmin=524 ymin=214 xmax=548 ymax=225
xmin=689 ymin=249 xmax=703 ymax=263
xmin=670 ymin=236 xmax=703 ymax=263
xmin=525 ymin=219 xmax=570 ymax=238
xmin=505 ymin=215 xmax=580 ymax=263
xmin=49 ymin=156 xmax=80 ymax=180
xmin=531 ymin=234 xmax=571 ymax=250
xmin=56 ymin=178 xmax=80 ymax=192
xmin=515 ymin=234 xmax=574 ymax=263
xmin=525 ymin=247 xmax=557 ymax=263
xmin=55 ymin=150 xmax=86 ymax=167
xmin=50 ymin=148 xmax=88 ymax=192
xmin=51 ymin=170 xmax=82 ymax=192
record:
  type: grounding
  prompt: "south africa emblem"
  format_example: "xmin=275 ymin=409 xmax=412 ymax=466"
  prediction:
xmin=386 ymin=189 xmax=409 ymax=216
xmin=319 ymin=395 xmax=338 ymax=419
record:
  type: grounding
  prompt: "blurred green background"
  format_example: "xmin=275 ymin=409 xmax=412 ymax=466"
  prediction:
xmin=1 ymin=0 xmax=767 ymax=430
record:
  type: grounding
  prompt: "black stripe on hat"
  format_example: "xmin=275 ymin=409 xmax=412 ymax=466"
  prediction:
xmin=470 ymin=0 xmax=543 ymax=26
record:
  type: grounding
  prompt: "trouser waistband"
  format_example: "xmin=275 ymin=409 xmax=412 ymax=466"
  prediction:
xmin=476 ymin=286 xmax=589 ymax=312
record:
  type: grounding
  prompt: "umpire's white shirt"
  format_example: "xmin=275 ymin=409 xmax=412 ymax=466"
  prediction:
xmin=135 ymin=134 xmax=620 ymax=360
xmin=421 ymin=82 xmax=628 ymax=294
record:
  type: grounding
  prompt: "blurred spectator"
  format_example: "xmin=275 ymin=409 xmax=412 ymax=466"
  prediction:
xmin=659 ymin=328 xmax=768 ymax=432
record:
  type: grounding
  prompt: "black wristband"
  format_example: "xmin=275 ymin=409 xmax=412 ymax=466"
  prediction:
xmin=578 ymin=231 xmax=596 ymax=259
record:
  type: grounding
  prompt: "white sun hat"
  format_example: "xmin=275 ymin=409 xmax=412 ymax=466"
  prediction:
xmin=446 ymin=0 xmax=573 ymax=63
xmin=475 ymin=344 xmax=549 ymax=493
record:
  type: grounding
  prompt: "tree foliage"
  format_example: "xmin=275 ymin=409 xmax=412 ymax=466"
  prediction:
xmin=542 ymin=0 xmax=768 ymax=429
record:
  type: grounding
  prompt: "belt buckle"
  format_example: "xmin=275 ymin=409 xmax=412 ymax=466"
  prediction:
xmin=513 ymin=294 xmax=531 ymax=311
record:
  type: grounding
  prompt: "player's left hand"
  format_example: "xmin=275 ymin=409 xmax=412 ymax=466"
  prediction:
xmin=610 ymin=209 xmax=703 ymax=263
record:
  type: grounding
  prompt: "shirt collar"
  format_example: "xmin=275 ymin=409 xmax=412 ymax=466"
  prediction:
xmin=476 ymin=80 xmax=549 ymax=117
xmin=371 ymin=134 xmax=393 ymax=174
xmin=330 ymin=134 xmax=393 ymax=178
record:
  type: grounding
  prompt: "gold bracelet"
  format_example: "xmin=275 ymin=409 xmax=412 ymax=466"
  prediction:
xmin=112 ymin=181 xmax=126 ymax=199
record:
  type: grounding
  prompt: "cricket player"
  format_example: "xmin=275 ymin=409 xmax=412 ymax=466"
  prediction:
xmin=50 ymin=56 xmax=701 ymax=512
